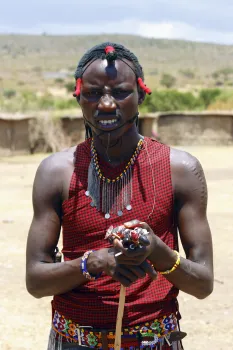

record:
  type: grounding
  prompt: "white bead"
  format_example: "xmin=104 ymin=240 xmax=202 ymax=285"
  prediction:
xmin=105 ymin=213 xmax=110 ymax=219
xmin=126 ymin=205 xmax=132 ymax=211
xmin=117 ymin=210 xmax=123 ymax=216
xmin=85 ymin=191 xmax=90 ymax=196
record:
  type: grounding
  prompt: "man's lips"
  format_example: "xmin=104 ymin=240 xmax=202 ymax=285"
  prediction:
xmin=95 ymin=111 xmax=120 ymax=122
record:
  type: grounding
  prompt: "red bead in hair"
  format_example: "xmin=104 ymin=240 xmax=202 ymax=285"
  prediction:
xmin=137 ymin=77 xmax=152 ymax=95
xmin=105 ymin=46 xmax=115 ymax=54
xmin=73 ymin=78 xmax=82 ymax=97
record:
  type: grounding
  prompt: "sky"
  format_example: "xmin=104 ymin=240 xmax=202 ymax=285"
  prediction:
xmin=1 ymin=0 xmax=233 ymax=44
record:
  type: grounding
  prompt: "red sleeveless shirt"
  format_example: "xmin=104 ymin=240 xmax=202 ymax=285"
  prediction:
xmin=53 ymin=137 xmax=179 ymax=329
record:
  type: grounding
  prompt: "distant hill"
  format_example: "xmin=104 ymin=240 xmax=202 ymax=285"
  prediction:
xmin=1 ymin=34 xmax=233 ymax=91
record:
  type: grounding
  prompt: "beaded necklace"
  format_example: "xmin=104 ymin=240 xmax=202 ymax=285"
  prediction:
xmin=85 ymin=138 xmax=144 ymax=219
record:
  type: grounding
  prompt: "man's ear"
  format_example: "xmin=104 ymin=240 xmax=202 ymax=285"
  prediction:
xmin=138 ymin=89 xmax=146 ymax=105
xmin=76 ymin=95 xmax=81 ymax=105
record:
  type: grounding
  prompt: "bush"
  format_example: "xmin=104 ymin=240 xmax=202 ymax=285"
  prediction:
xmin=65 ymin=81 xmax=75 ymax=93
xmin=54 ymin=78 xmax=65 ymax=84
xmin=160 ymin=73 xmax=176 ymax=88
xmin=179 ymin=69 xmax=195 ymax=79
xmin=199 ymin=88 xmax=221 ymax=108
xmin=54 ymin=98 xmax=77 ymax=110
xmin=142 ymin=90 xmax=203 ymax=112
xmin=212 ymin=68 xmax=233 ymax=81
xmin=38 ymin=94 xmax=55 ymax=109
xmin=3 ymin=89 xmax=17 ymax=98
xmin=29 ymin=116 xmax=67 ymax=153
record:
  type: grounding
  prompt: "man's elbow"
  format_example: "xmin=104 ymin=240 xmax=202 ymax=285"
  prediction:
xmin=26 ymin=281 xmax=43 ymax=299
xmin=26 ymin=273 xmax=44 ymax=299
xmin=196 ymin=279 xmax=214 ymax=300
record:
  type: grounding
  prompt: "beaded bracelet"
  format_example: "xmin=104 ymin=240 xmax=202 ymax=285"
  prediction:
xmin=81 ymin=250 xmax=102 ymax=281
xmin=159 ymin=250 xmax=181 ymax=275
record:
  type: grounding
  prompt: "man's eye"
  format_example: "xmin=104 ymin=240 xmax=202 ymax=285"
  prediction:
xmin=113 ymin=90 xmax=131 ymax=99
xmin=83 ymin=91 xmax=102 ymax=99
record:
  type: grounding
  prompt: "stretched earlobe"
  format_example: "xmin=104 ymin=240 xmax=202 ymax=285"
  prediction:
xmin=138 ymin=91 xmax=146 ymax=105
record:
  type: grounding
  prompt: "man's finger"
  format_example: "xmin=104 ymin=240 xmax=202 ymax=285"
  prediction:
xmin=126 ymin=265 xmax=146 ymax=279
xmin=140 ymin=260 xmax=157 ymax=280
xmin=123 ymin=220 xmax=152 ymax=233
xmin=113 ymin=272 xmax=132 ymax=287
xmin=123 ymin=219 xmax=140 ymax=228
xmin=117 ymin=265 xmax=139 ymax=282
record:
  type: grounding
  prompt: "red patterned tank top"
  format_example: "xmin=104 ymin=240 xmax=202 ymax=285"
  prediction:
xmin=53 ymin=137 xmax=179 ymax=329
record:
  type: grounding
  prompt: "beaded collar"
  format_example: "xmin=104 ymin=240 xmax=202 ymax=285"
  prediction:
xmin=85 ymin=138 xmax=144 ymax=219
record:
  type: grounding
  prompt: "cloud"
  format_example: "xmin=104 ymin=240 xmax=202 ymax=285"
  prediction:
xmin=137 ymin=21 xmax=233 ymax=44
xmin=2 ymin=19 xmax=233 ymax=45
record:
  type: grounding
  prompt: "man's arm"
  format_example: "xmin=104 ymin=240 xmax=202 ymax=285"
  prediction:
xmin=26 ymin=154 xmax=88 ymax=299
xmin=114 ymin=149 xmax=214 ymax=299
xmin=149 ymin=149 xmax=213 ymax=299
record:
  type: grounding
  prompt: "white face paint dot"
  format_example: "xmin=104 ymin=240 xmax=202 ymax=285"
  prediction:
xmin=126 ymin=205 xmax=132 ymax=211
xmin=105 ymin=213 xmax=110 ymax=219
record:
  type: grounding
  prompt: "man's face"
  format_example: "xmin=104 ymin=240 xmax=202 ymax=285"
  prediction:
xmin=78 ymin=58 xmax=142 ymax=141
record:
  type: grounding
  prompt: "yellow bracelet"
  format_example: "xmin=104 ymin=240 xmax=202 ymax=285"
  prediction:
xmin=159 ymin=250 xmax=181 ymax=275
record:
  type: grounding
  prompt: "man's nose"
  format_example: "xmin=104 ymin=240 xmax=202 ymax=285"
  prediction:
xmin=98 ymin=94 xmax=116 ymax=111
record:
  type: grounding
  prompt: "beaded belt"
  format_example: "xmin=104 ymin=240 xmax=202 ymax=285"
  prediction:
xmin=52 ymin=310 xmax=178 ymax=348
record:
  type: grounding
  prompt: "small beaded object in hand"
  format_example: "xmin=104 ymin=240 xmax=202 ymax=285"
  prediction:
xmin=85 ymin=138 xmax=144 ymax=219
xmin=105 ymin=225 xmax=150 ymax=249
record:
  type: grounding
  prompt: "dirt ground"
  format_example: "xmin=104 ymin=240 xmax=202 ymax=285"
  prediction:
xmin=0 ymin=146 xmax=233 ymax=350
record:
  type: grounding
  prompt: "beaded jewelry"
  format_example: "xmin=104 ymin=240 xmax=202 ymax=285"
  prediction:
xmin=81 ymin=250 xmax=102 ymax=281
xmin=159 ymin=251 xmax=181 ymax=275
xmin=85 ymin=138 xmax=144 ymax=219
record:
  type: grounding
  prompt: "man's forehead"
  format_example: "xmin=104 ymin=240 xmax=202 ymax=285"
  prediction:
xmin=82 ymin=58 xmax=136 ymax=84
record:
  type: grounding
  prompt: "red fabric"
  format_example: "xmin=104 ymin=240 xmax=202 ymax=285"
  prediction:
xmin=53 ymin=137 xmax=179 ymax=329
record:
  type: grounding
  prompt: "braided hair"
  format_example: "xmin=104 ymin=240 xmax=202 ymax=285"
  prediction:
xmin=73 ymin=42 xmax=151 ymax=138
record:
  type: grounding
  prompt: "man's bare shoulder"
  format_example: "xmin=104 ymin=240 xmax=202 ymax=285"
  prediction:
xmin=170 ymin=147 xmax=207 ymax=196
xmin=38 ymin=146 xmax=76 ymax=173
xmin=170 ymin=147 xmax=201 ymax=172
xmin=33 ymin=146 xmax=77 ymax=200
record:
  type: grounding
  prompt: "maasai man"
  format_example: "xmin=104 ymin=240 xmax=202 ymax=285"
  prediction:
xmin=26 ymin=43 xmax=213 ymax=350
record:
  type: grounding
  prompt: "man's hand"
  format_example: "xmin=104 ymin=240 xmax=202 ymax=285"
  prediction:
xmin=87 ymin=246 xmax=157 ymax=287
xmin=112 ymin=220 xmax=159 ymax=266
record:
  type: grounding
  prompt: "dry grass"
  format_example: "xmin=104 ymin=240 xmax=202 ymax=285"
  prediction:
xmin=0 ymin=146 xmax=233 ymax=349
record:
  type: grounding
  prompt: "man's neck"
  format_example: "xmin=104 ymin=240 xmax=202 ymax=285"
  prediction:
xmin=93 ymin=127 xmax=143 ymax=167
